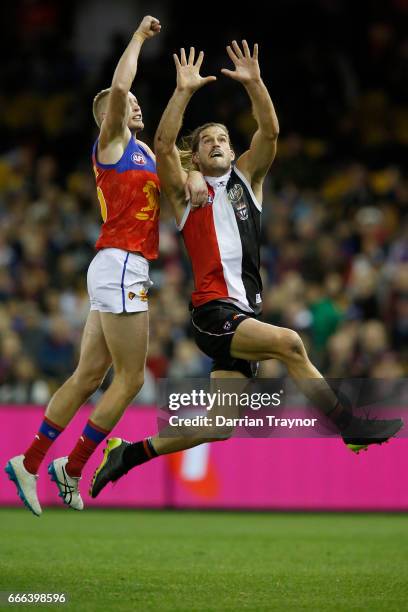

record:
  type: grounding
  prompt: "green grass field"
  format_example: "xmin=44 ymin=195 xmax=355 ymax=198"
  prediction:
xmin=0 ymin=509 xmax=407 ymax=611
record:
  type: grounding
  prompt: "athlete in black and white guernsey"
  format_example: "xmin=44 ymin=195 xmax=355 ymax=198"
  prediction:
xmin=180 ymin=165 xmax=262 ymax=313
xmin=180 ymin=158 xmax=263 ymax=377
xmin=89 ymin=41 xmax=403 ymax=498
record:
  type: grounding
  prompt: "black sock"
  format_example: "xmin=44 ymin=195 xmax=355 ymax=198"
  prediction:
xmin=122 ymin=438 xmax=158 ymax=471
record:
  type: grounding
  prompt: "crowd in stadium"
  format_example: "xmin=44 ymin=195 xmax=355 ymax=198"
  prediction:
xmin=0 ymin=0 xmax=406 ymax=402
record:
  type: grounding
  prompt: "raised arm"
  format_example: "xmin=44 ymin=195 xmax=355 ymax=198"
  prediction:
xmin=222 ymin=40 xmax=279 ymax=203
xmin=99 ymin=16 xmax=161 ymax=158
xmin=154 ymin=48 xmax=216 ymax=224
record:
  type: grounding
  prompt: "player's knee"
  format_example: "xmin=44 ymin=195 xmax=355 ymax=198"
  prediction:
xmin=71 ymin=366 xmax=107 ymax=397
xmin=117 ymin=370 xmax=144 ymax=401
xmin=279 ymin=329 xmax=306 ymax=364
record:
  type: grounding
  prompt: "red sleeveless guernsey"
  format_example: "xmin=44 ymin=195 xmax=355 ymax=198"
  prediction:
xmin=92 ymin=136 xmax=160 ymax=260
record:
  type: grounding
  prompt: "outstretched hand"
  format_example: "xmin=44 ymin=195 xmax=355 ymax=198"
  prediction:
xmin=221 ymin=40 xmax=261 ymax=84
xmin=135 ymin=15 xmax=161 ymax=41
xmin=174 ymin=47 xmax=217 ymax=93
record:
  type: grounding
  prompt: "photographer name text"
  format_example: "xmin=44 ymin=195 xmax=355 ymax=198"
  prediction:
xmin=168 ymin=415 xmax=317 ymax=428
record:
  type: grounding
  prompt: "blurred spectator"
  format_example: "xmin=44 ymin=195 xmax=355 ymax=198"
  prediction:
xmin=0 ymin=355 xmax=50 ymax=404
xmin=37 ymin=315 xmax=75 ymax=383
xmin=168 ymin=339 xmax=209 ymax=379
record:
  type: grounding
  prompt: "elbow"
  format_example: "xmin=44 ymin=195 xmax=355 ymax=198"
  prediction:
xmin=259 ymin=131 xmax=279 ymax=144
xmin=110 ymin=83 xmax=129 ymax=97
xmin=266 ymin=127 xmax=280 ymax=140
xmin=258 ymin=122 xmax=279 ymax=141
xmin=154 ymin=132 xmax=174 ymax=155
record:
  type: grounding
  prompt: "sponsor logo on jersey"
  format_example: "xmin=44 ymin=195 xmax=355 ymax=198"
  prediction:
xmin=131 ymin=152 xmax=146 ymax=165
xmin=256 ymin=293 xmax=262 ymax=304
xmin=223 ymin=320 xmax=232 ymax=331
xmin=128 ymin=292 xmax=136 ymax=300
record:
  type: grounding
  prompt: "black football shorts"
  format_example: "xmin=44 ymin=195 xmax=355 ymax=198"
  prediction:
xmin=191 ymin=300 xmax=259 ymax=378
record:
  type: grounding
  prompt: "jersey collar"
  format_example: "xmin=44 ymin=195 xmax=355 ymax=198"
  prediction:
xmin=204 ymin=168 xmax=232 ymax=189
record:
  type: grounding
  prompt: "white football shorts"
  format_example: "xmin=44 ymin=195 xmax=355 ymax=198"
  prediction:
xmin=87 ymin=248 xmax=153 ymax=314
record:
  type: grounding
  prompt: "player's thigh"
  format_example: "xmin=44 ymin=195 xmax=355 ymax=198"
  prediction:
xmin=75 ymin=310 xmax=112 ymax=381
xmin=99 ymin=310 xmax=148 ymax=373
xmin=231 ymin=318 xmax=301 ymax=361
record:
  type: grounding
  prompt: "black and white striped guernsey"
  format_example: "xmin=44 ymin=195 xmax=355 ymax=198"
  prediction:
xmin=179 ymin=165 xmax=263 ymax=315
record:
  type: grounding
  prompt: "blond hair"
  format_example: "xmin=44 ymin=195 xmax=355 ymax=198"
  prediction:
xmin=92 ymin=88 xmax=111 ymax=127
xmin=177 ymin=122 xmax=231 ymax=171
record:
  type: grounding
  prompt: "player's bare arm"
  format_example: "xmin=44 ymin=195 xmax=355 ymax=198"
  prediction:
xmin=139 ymin=139 xmax=208 ymax=210
xmin=154 ymin=47 xmax=216 ymax=224
xmin=98 ymin=16 xmax=161 ymax=163
xmin=222 ymin=40 xmax=279 ymax=203
xmin=184 ymin=170 xmax=209 ymax=210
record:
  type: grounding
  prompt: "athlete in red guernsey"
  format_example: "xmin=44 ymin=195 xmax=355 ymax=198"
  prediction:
xmin=92 ymin=135 xmax=160 ymax=259
xmin=89 ymin=41 xmax=403 ymax=498
xmin=5 ymin=17 xmax=207 ymax=517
